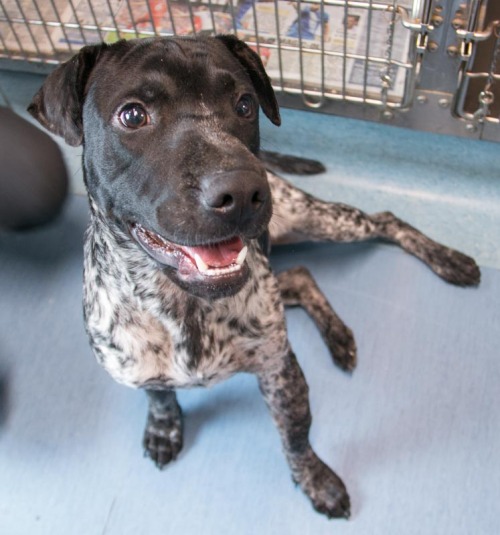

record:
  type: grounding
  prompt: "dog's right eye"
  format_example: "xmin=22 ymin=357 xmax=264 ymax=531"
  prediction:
xmin=118 ymin=104 xmax=149 ymax=129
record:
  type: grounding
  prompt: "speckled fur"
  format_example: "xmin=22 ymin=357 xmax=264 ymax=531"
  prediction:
xmin=28 ymin=35 xmax=480 ymax=521
xmin=83 ymin=196 xmax=289 ymax=391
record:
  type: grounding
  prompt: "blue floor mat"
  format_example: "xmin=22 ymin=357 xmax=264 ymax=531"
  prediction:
xmin=1 ymin=196 xmax=498 ymax=535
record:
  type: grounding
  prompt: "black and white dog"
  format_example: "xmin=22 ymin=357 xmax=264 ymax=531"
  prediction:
xmin=28 ymin=35 xmax=480 ymax=519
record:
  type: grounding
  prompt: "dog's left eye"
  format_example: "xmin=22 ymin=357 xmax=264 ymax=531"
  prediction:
xmin=118 ymin=104 xmax=149 ymax=129
xmin=235 ymin=95 xmax=255 ymax=119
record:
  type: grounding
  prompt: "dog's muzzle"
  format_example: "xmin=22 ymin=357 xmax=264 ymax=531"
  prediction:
xmin=129 ymin=167 xmax=271 ymax=298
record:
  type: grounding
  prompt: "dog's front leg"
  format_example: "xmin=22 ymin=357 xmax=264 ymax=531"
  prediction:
xmin=268 ymin=173 xmax=480 ymax=286
xmin=277 ymin=266 xmax=356 ymax=372
xmin=258 ymin=350 xmax=350 ymax=519
xmin=143 ymin=388 xmax=183 ymax=469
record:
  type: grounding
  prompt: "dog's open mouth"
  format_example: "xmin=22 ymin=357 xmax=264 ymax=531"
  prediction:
xmin=131 ymin=224 xmax=248 ymax=280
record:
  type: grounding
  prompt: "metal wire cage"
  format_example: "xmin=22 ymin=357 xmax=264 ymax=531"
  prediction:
xmin=1 ymin=0 xmax=499 ymax=141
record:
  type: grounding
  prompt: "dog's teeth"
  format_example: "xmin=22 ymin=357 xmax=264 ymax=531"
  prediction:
xmin=194 ymin=253 xmax=209 ymax=273
xmin=236 ymin=246 xmax=248 ymax=266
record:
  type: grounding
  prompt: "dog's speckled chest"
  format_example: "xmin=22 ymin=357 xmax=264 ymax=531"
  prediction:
xmin=82 ymin=211 xmax=288 ymax=390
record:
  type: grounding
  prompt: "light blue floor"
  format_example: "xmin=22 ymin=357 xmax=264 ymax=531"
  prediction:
xmin=0 ymin=196 xmax=499 ymax=534
xmin=1 ymin=69 xmax=500 ymax=534
xmin=259 ymin=109 xmax=500 ymax=270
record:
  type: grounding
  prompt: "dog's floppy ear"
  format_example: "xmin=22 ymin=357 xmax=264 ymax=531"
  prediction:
xmin=28 ymin=43 xmax=107 ymax=146
xmin=216 ymin=35 xmax=281 ymax=126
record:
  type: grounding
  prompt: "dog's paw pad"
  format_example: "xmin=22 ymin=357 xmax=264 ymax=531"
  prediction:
xmin=296 ymin=454 xmax=351 ymax=519
xmin=308 ymin=472 xmax=350 ymax=519
xmin=313 ymin=491 xmax=351 ymax=519
xmin=143 ymin=417 xmax=183 ymax=469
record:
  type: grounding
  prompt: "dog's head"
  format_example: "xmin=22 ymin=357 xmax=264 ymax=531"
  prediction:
xmin=28 ymin=35 xmax=281 ymax=299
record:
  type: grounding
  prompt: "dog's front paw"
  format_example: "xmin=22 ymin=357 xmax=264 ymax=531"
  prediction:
xmin=294 ymin=453 xmax=351 ymax=519
xmin=143 ymin=411 xmax=183 ymax=469
xmin=429 ymin=247 xmax=481 ymax=287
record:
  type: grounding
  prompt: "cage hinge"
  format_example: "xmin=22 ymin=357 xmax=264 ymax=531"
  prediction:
xmin=455 ymin=20 xmax=500 ymax=44
xmin=460 ymin=39 xmax=473 ymax=60
xmin=416 ymin=31 xmax=429 ymax=53
xmin=396 ymin=6 xmax=432 ymax=54
xmin=455 ymin=20 xmax=500 ymax=60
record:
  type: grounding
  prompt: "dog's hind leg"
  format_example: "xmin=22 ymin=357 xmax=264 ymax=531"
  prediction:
xmin=277 ymin=266 xmax=356 ymax=372
xmin=258 ymin=350 xmax=350 ymax=519
xmin=143 ymin=388 xmax=183 ymax=469
xmin=268 ymin=173 xmax=480 ymax=287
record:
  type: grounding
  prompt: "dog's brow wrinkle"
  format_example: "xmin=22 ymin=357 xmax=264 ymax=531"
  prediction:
xmin=120 ymin=82 xmax=170 ymax=105
xmin=161 ymin=38 xmax=189 ymax=58
xmin=177 ymin=113 xmax=215 ymax=124
xmin=190 ymin=50 xmax=209 ymax=60
xmin=212 ymin=70 xmax=237 ymax=94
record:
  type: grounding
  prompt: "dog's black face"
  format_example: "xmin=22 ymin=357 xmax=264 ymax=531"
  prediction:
xmin=29 ymin=36 xmax=281 ymax=299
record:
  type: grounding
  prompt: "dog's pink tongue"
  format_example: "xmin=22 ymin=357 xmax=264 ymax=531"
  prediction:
xmin=183 ymin=237 xmax=244 ymax=267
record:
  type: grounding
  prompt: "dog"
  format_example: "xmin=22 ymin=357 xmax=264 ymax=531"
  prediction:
xmin=28 ymin=35 xmax=480 ymax=519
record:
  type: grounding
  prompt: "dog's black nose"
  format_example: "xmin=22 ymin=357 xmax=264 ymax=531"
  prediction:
xmin=201 ymin=171 xmax=270 ymax=224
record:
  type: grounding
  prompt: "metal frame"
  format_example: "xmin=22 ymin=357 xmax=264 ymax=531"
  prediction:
xmin=1 ymin=0 xmax=499 ymax=141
